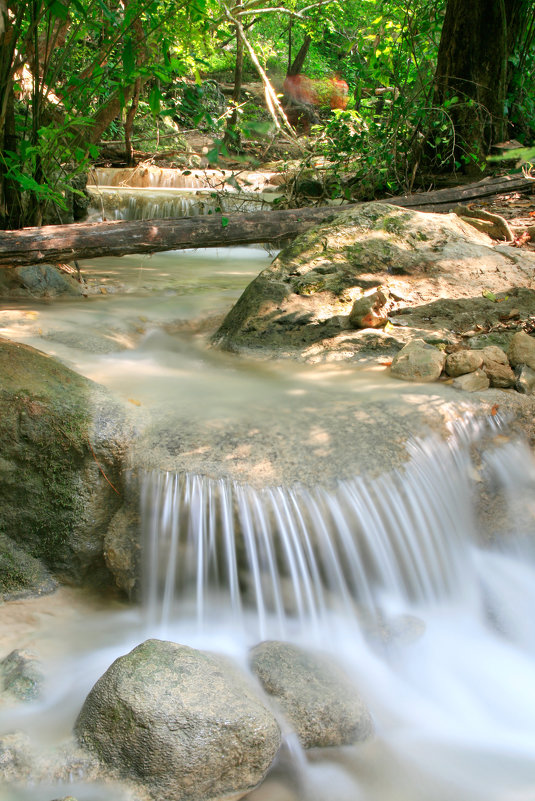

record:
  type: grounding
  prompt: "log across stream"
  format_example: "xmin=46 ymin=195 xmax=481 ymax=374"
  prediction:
xmin=0 ymin=172 xmax=531 ymax=267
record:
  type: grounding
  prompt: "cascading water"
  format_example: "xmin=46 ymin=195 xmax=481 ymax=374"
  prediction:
xmin=1 ymin=246 xmax=535 ymax=801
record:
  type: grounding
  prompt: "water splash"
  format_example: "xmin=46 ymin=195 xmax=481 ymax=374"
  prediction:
xmin=140 ymin=415 xmax=528 ymax=643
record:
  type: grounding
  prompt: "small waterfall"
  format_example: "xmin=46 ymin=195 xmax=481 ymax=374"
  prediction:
xmin=140 ymin=416 xmax=529 ymax=642
xmin=86 ymin=166 xmax=282 ymax=221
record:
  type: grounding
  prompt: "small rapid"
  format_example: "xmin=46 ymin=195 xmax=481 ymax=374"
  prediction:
xmin=0 ymin=246 xmax=534 ymax=801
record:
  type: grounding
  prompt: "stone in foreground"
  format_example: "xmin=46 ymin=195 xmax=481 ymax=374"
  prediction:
xmin=445 ymin=349 xmax=483 ymax=377
xmin=249 ymin=641 xmax=373 ymax=749
xmin=75 ymin=639 xmax=281 ymax=801
xmin=390 ymin=339 xmax=446 ymax=382
xmin=508 ymin=331 xmax=535 ymax=370
xmin=452 ymin=369 xmax=490 ymax=392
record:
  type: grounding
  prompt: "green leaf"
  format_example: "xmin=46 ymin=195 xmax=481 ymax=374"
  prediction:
xmin=482 ymin=290 xmax=497 ymax=302
xmin=123 ymin=39 xmax=135 ymax=76
xmin=206 ymin=148 xmax=219 ymax=165
xmin=47 ymin=0 xmax=69 ymax=19
xmin=221 ymin=217 xmax=229 ymax=227
xmin=149 ymin=85 xmax=162 ymax=117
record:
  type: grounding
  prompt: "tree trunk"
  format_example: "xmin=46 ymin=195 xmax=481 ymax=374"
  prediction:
xmin=224 ymin=0 xmax=244 ymax=151
xmin=434 ymin=0 xmax=509 ymax=162
xmin=125 ymin=77 xmax=141 ymax=166
xmin=287 ymin=34 xmax=312 ymax=77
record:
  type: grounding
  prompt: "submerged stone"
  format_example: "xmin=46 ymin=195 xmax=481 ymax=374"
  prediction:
xmin=75 ymin=639 xmax=281 ymax=801
xmin=0 ymin=649 xmax=43 ymax=702
xmin=249 ymin=641 xmax=374 ymax=749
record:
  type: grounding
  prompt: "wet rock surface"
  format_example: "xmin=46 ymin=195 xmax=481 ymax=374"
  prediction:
xmin=0 ymin=649 xmax=43 ymax=702
xmin=75 ymin=639 xmax=281 ymax=801
xmin=0 ymin=338 xmax=133 ymax=591
xmin=249 ymin=641 xmax=374 ymax=749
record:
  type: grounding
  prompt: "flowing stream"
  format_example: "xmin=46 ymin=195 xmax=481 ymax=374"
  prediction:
xmin=1 ymin=245 xmax=535 ymax=801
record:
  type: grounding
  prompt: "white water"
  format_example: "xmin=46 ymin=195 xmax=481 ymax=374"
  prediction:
xmin=1 ymin=247 xmax=535 ymax=801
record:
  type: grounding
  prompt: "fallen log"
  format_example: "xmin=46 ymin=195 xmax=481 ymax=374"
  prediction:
xmin=0 ymin=206 xmax=348 ymax=267
xmin=0 ymin=172 xmax=532 ymax=267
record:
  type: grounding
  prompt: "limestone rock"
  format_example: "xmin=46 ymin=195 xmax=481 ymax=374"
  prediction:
xmin=390 ymin=339 xmax=446 ymax=382
xmin=249 ymin=641 xmax=373 ymax=749
xmin=348 ymin=290 xmax=389 ymax=329
xmin=213 ymin=202 xmax=535 ymax=360
xmin=452 ymin=369 xmax=490 ymax=392
xmin=445 ymin=349 xmax=483 ymax=377
xmin=480 ymin=345 xmax=509 ymax=366
xmin=484 ymin=360 xmax=516 ymax=388
xmin=515 ymin=364 xmax=535 ymax=395
xmin=75 ymin=639 xmax=281 ymax=801
xmin=0 ymin=533 xmax=57 ymax=601
xmin=0 ymin=264 xmax=84 ymax=298
xmin=0 ymin=649 xmax=43 ymax=702
xmin=0 ymin=338 xmax=133 ymax=590
xmin=508 ymin=331 xmax=535 ymax=370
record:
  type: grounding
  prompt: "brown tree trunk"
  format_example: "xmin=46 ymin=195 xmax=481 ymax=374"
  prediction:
xmin=287 ymin=34 xmax=312 ymax=77
xmin=434 ymin=0 xmax=509 ymax=162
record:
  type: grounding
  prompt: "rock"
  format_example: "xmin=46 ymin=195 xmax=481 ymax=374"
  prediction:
xmin=508 ymin=330 xmax=535 ymax=370
xmin=480 ymin=345 xmax=509 ymax=366
xmin=515 ymin=364 xmax=535 ymax=395
xmin=390 ymin=339 xmax=446 ymax=382
xmin=75 ymin=639 xmax=281 ymax=801
xmin=0 ymin=338 xmax=133 ymax=590
xmin=0 ymin=649 xmax=43 ymax=702
xmin=249 ymin=641 xmax=373 ymax=749
xmin=213 ymin=202 xmax=535 ymax=360
xmin=348 ymin=290 xmax=389 ymax=329
xmin=452 ymin=369 xmax=490 ymax=392
xmin=0 ymin=264 xmax=84 ymax=297
xmin=0 ymin=532 xmax=57 ymax=601
xmin=445 ymin=349 xmax=483 ymax=377
xmin=483 ymin=360 xmax=516 ymax=388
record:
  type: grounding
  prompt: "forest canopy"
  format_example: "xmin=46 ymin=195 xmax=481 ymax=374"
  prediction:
xmin=1 ymin=0 xmax=534 ymax=228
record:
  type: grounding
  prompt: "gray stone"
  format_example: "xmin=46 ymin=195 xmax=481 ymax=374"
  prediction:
xmin=484 ymin=360 xmax=516 ymax=388
xmin=390 ymin=339 xmax=446 ymax=382
xmin=515 ymin=364 xmax=535 ymax=395
xmin=508 ymin=331 xmax=535 ymax=370
xmin=0 ymin=264 xmax=84 ymax=297
xmin=0 ymin=649 xmax=43 ymax=702
xmin=445 ymin=349 xmax=484 ymax=377
xmin=249 ymin=641 xmax=373 ymax=749
xmin=452 ymin=369 xmax=490 ymax=392
xmin=75 ymin=639 xmax=281 ymax=801
xmin=348 ymin=290 xmax=389 ymax=329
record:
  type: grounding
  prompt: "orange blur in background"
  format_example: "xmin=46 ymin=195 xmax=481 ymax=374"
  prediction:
xmin=282 ymin=74 xmax=349 ymax=110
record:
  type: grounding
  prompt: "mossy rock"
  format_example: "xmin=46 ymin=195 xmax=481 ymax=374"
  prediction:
xmin=0 ymin=338 xmax=132 ymax=589
xmin=213 ymin=202 xmax=535 ymax=361
xmin=0 ymin=532 xmax=57 ymax=601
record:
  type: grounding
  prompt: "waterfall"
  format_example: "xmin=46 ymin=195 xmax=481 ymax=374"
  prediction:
xmin=140 ymin=415 xmax=534 ymax=650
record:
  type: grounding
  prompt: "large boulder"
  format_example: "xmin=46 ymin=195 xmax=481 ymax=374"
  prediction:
xmin=213 ymin=203 xmax=535 ymax=360
xmin=0 ymin=338 xmax=133 ymax=590
xmin=0 ymin=264 xmax=84 ymax=297
xmin=75 ymin=639 xmax=281 ymax=801
xmin=249 ymin=641 xmax=373 ymax=749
